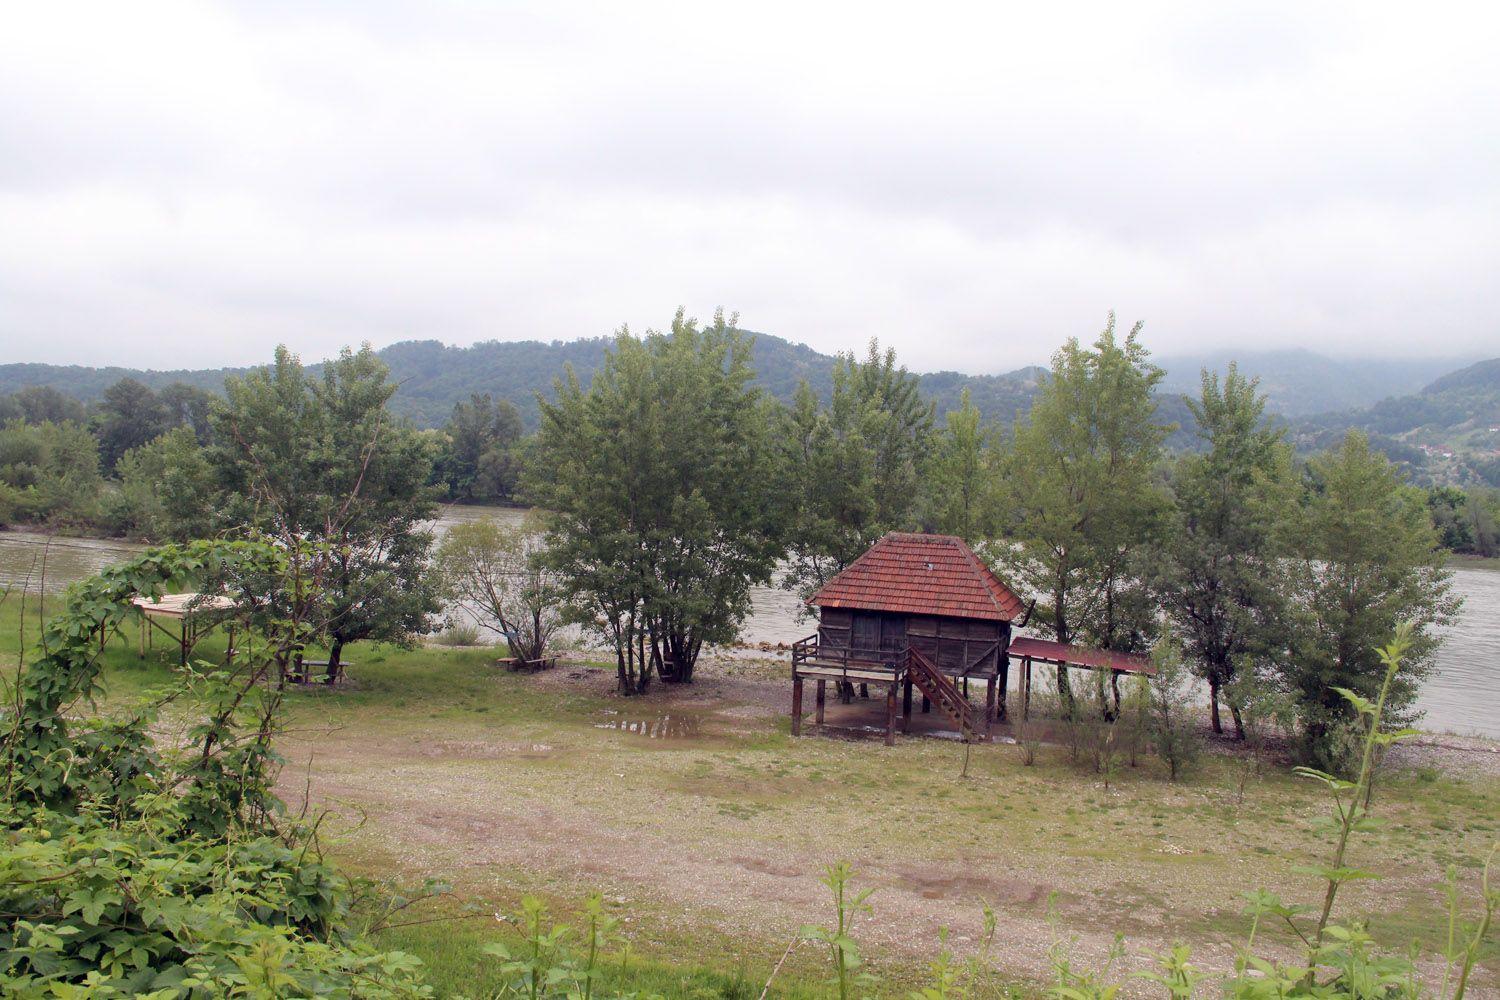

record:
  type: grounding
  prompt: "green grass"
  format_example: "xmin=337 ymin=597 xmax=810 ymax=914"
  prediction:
xmin=4 ymin=592 xmax=1497 ymax=996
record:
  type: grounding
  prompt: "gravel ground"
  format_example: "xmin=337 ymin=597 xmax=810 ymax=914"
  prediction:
xmin=278 ymin=652 xmax=1500 ymax=994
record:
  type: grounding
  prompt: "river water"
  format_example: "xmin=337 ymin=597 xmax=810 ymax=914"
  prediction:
xmin=3 ymin=509 xmax=1497 ymax=739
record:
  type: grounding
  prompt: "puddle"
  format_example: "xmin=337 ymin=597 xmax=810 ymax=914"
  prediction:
xmin=594 ymin=710 xmax=703 ymax=740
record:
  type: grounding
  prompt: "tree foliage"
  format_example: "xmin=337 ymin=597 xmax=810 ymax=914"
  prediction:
xmin=529 ymin=309 xmax=784 ymax=693
xmin=995 ymin=314 xmax=1171 ymax=702
xmin=920 ymin=387 xmax=998 ymax=540
xmin=780 ymin=339 xmax=934 ymax=602
xmin=212 ymin=345 xmax=441 ymax=677
xmin=435 ymin=392 xmax=525 ymax=503
xmin=1275 ymin=432 xmax=1461 ymax=768
xmin=435 ymin=515 xmax=565 ymax=662
xmin=0 ymin=419 xmax=102 ymax=528
xmin=1151 ymin=364 xmax=1292 ymax=737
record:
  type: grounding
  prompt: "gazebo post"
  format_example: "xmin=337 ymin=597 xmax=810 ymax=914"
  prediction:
xmin=884 ymin=682 xmax=898 ymax=746
xmin=985 ymin=676 xmax=996 ymax=735
xmin=1022 ymin=656 xmax=1032 ymax=720
xmin=814 ymin=679 xmax=826 ymax=724
xmin=791 ymin=676 xmax=804 ymax=737
xmin=138 ymin=618 xmax=145 ymax=659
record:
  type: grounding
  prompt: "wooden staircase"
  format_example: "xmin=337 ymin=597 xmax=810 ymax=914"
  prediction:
xmin=903 ymin=646 xmax=975 ymax=741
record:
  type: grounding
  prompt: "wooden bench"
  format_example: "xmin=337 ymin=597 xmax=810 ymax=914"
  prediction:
xmin=285 ymin=657 xmax=351 ymax=685
xmin=497 ymin=656 xmax=557 ymax=673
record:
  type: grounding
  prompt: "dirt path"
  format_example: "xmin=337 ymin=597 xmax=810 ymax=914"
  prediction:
xmin=277 ymin=655 xmax=1498 ymax=993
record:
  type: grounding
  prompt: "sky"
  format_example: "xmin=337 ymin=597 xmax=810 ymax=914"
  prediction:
xmin=1 ymin=1 xmax=1497 ymax=373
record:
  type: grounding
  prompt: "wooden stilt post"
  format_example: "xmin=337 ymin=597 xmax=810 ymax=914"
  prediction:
xmin=227 ymin=625 xmax=235 ymax=665
xmin=901 ymin=677 xmax=913 ymax=732
xmin=792 ymin=676 xmax=804 ymax=736
xmin=997 ymin=657 xmax=1009 ymax=721
xmin=921 ymin=693 xmax=930 ymax=714
xmin=985 ymin=677 xmax=996 ymax=736
xmin=815 ymin=679 xmax=826 ymax=724
xmin=885 ymin=682 xmax=898 ymax=746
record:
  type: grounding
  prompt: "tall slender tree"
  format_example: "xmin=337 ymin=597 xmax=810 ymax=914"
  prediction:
xmin=1150 ymin=364 xmax=1292 ymax=737
xmin=780 ymin=340 xmax=934 ymax=602
xmin=921 ymin=387 xmax=997 ymax=541
xmin=995 ymin=314 xmax=1171 ymax=705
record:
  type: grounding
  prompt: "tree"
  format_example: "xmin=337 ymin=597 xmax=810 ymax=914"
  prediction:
xmin=1145 ymin=640 xmax=1200 ymax=782
xmin=1150 ymin=364 xmax=1292 ymax=737
xmin=921 ymin=387 xmax=997 ymax=540
xmin=1276 ymin=432 xmax=1461 ymax=768
xmin=212 ymin=345 xmax=442 ymax=680
xmin=781 ymin=340 xmax=934 ymax=601
xmin=7 ymin=385 xmax=87 ymax=425
xmin=0 ymin=419 xmax=103 ymax=527
xmin=94 ymin=377 xmax=170 ymax=470
xmin=528 ymin=309 xmax=784 ymax=694
xmin=158 ymin=381 xmax=218 ymax=444
xmin=995 ymin=314 xmax=1171 ymax=705
xmin=437 ymin=393 xmax=524 ymax=502
xmin=435 ymin=516 xmax=565 ymax=662
xmin=104 ymin=426 xmax=216 ymax=541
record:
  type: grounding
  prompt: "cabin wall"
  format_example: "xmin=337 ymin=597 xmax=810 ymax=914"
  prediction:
xmin=817 ymin=608 xmax=1009 ymax=676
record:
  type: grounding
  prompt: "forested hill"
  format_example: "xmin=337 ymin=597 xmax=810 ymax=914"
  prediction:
xmin=1289 ymin=356 xmax=1500 ymax=484
xmin=1153 ymin=348 xmax=1467 ymax=418
xmin=0 ymin=333 xmax=1051 ymax=430
xmin=0 ymin=334 xmax=1478 ymax=443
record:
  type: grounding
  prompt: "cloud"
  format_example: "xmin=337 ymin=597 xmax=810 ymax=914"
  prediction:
xmin=1 ymin=0 xmax=1496 ymax=371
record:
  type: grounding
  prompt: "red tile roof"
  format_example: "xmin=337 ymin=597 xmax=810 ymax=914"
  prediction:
xmin=809 ymin=532 xmax=1025 ymax=622
xmin=1008 ymin=636 xmax=1155 ymax=675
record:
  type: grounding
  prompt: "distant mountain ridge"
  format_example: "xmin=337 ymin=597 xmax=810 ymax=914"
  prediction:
xmin=0 ymin=336 xmax=1482 ymax=443
xmin=1153 ymin=348 xmax=1470 ymax=418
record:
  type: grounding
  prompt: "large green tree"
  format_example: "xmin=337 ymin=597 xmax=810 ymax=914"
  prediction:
xmin=212 ymin=345 xmax=441 ymax=679
xmin=995 ymin=314 xmax=1171 ymax=704
xmin=529 ymin=309 xmax=784 ymax=693
xmin=94 ymin=377 xmax=170 ymax=470
xmin=0 ymin=419 xmax=102 ymax=528
xmin=780 ymin=340 xmax=934 ymax=601
xmin=1151 ymin=365 xmax=1292 ymax=737
xmin=436 ymin=392 xmax=525 ymax=502
xmin=103 ymin=425 xmax=217 ymax=541
xmin=1276 ymin=432 xmax=1460 ymax=767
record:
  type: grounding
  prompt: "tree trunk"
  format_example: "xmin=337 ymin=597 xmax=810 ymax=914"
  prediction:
xmin=1229 ymin=701 xmax=1245 ymax=741
xmin=1208 ymin=676 xmax=1222 ymax=734
xmin=326 ymin=640 xmax=344 ymax=685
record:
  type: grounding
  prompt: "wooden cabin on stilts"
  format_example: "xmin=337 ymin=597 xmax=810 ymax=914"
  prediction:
xmin=789 ymin=532 xmax=1153 ymax=745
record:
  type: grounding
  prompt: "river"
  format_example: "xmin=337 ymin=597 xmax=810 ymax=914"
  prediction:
xmin=3 ymin=509 xmax=1497 ymax=739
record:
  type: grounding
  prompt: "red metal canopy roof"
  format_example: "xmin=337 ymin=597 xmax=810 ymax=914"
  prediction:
xmin=809 ymin=532 xmax=1025 ymax=622
xmin=1008 ymin=636 xmax=1155 ymax=675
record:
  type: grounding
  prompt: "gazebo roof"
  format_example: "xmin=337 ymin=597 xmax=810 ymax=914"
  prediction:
xmin=809 ymin=532 xmax=1025 ymax=622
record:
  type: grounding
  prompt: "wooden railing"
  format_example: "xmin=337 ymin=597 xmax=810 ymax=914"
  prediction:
xmin=791 ymin=634 xmax=901 ymax=678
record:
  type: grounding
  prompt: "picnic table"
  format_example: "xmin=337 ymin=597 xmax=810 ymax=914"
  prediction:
xmin=131 ymin=592 xmax=237 ymax=666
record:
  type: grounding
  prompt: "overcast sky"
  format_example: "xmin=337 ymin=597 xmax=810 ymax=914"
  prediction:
xmin=2 ymin=2 xmax=1496 ymax=373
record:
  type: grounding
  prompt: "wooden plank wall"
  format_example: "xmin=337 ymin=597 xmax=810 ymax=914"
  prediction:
xmin=817 ymin=608 xmax=1009 ymax=677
